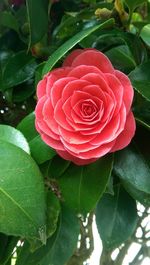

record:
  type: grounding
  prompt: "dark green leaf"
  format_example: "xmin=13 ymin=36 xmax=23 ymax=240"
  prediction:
xmin=26 ymin=0 xmax=49 ymax=48
xmin=0 ymin=125 xmax=30 ymax=154
xmin=106 ymin=45 xmax=136 ymax=74
xmin=42 ymin=18 xmax=115 ymax=75
xmin=129 ymin=61 xmax=150 ymax=101
xmin=122 ymin=181 xmax=150 ymax=207
xmin=46 ymin=191 xmax=60 ymax=238
xmin=29 ymin=135 xmax=56 ymax=164
xmin=59 ymin=155 xmax=113 ymax=213
xmin=133 ymin=91 xmax=150 ymax=128
xmin=0 ymin=141 xmax=46 ymax=241
xmin=17 ymin=112 xmax=38 ymax=142
xmin=2 ymin=51 xmax=37 ymax=90
xmin=16 ymin=205 xmax=79 ymax=265
xmin=29 ymin=191 xmax=60 ymax=252
xmin=17 ymin=113 xmax=55 ymax=164
xmin=96 ymin=185 xmax=138 ymax=249
xmin=140 ymin=24 xmax=150 ymax=47
xmin=0 ymin=11 xmax=19 ymax=32
xmin=35 ymin=62 xmax=45 ymax=88
xmin=114 ymin=146 xmax=150 ymax=194
xmin=0 ymin=235 xmax=18 ymax=265
xmin=48 ymin=155 xmax=71 ymax=178
xmin=124 ymin=0 xmax=147 ymax=13
xmin=13 ymin=81 xmax=35 ymax=102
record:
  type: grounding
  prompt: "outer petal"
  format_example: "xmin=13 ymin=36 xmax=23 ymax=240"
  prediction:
xmin=51 ymin=77 xmax=76 ymax=107
xmin=37 ymin=77 xmax=47 ymax=100
xmin=46 ymin=67 xmax=72 ymax=96
xmin=35 ymin=95 xmax=47 ymax=121
xmin=115 ymin=70 xmax=134 ymax=114
xmin=63 ymin=49 xmax=84 ymax=67
xmin=63 ymin=48 xmax=95 ymax=67
xmin=67 ymin=65 xmax=102 ymax=79
xmin=110 ymin=111 xmax=136 ymax=152
xmin=56 ymin=149 xmax=97 ymax=165
xmin=72 ymin=50 xmax=115 ymax=74
xmin=41 ymin=133 xmax=65 ymax=151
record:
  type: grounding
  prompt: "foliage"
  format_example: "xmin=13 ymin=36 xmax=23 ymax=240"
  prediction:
xmin=0 ymin=0 xmax=150 ymax=264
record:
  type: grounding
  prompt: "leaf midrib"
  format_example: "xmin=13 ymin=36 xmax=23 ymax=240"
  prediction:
xmin=0 ymin=187 xmax=38 ymax=229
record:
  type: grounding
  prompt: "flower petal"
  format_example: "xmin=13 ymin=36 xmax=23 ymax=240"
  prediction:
xmin=115 ymin=70 xmax=134 ymax=114
xmin=110 ymin=111 xmax=136 ymax=152
xmin=72 ymin=50 xmax=115 ymax=74
xmin=56 ymin=149 xmax=97 ymax=165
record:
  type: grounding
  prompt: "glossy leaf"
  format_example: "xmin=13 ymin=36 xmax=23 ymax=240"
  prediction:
xmin=17 ymin=113 xmax=56 ymax=164
xmin=29 ymin=135 xmax=56 ymax=164
xmin=114 ymin=146 xmax=150 ymax=194
xmin=2 ymin=51 xmax=37 ymax=90
xmin=140 ymin=24 xmax=150 ymax=47
xmin=96 ymin=185 xmax=138 ymax=250
xmin=29 ymin=191 xmax=60 ymax=252
xmin=17 ymin=112 xmax=38 ymax=142
xmin=0 ymin=125 xmax=30 ymax=154
xmin=26 ymin=0 xmax=49 ymax=48
xmin=42 ymin=18 xmax=115 ymax=75
xmin=16 ymin=205 xmax=79 ymax=265
xmin=0 ymin=235 xmax=18 ymax=265
xmin=0 ymin=141 xmax=46 ymax=241
xmin=129 ymin=61 xmax=150 ymax=101
xmin=0 ymin=11 xmax=19 ymax=32
xmin=49 ymin=155 xmax=71 ymax=178
xmin=59 ymin=155 xmax=113 ymax=213
xmin=13 ymin=81 xmax=35 ymax=102
xmin=133 ymin=91 xmax=150 ymax=129
xmin=106 ymin=45 xmax=136 ymax=74
xmin=124 ymin=0 xmax=147 ymax=12
xmin=122 ymin=181 xmax=150 ymax=207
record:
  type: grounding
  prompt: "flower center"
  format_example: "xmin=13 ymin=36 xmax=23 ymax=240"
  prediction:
xmin=82 ymin=103 xmax=96 ymax=117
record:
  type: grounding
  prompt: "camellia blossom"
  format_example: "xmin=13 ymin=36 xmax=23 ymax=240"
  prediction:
xmin=35 ymin=49 xmax=136 ymax=165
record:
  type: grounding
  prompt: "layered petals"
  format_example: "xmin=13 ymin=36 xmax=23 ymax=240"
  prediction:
xmin=35 ymin=49 xmax=136 ymax=165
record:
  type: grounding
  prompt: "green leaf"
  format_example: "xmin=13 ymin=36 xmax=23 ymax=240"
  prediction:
xmin=17 ymin=113 xmax=56 ymax=164
xmin=35 ymin=62 xmax=45 ymax=88
xmin=0 ymin=235 xmax=18 ymax=265
xmin=0 ymin=125 xmax=30 ymax=154
xmin=124 ymin=0 xmax=147 ymax=13
xmin=1 ymin=51 xmax=37 ymax=90
xmin=122 ymin=181 xmax=150 ymax=207
xmin=140 ymin=24 xmax=150 ymax=47
xmin=13 ymin=81 xmax=35 ymax=102
xmin=0 ymin=141 xmax=46 ymax=241
xmin=16 ymin=205 xmax=79 ymax=265
xmin=106 ymin=45 xmax=136 ymax=74
xmin=0 ymin=11 xmax=19 ymax=32
xmin=29 ymin=191 xmax=60 ymax=252
xmin=26 ymin=0 xmax=49 ymax=48
xmin=29 ymin=135 xmax=56 ymax=164
xmin=42 ymin=18 xmax=115 ymax=75
xmin=114 ymin=146 xmax=150 ymax=194
xmin=49 ymin=155 xmax=71 ymax=178
xmin=121 ymin=125 xmax=150 ymax=206
xmin=59 ymin=155 xmax=113 ymax=213
xmin=133 ymin=91 xmax=150 ymax=129
xmin=46 ymin=191 xmax=60 ymax=238
xmin=17 ymin=112 xmax=38 ymax=142
xmin=96 ymin=185 xmax=138 ymax=250
xmin=129 ymin=61 xmax=150 ymax=102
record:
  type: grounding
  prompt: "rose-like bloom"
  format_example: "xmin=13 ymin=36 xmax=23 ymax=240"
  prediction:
xmin=35 ymin=49 xmax=136 ymax=165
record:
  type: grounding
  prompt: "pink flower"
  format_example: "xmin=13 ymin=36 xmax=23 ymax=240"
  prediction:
xmin=35 ymin=49 xmax=136 ymax=165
